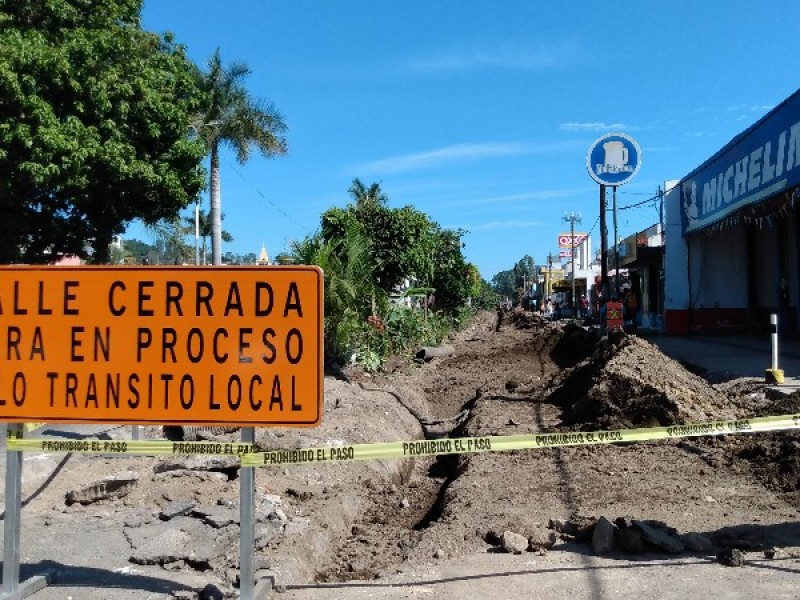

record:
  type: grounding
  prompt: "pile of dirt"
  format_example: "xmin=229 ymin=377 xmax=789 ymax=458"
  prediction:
xmin=547 ymin=329 xmax=736 ymax=430
xmin=697 ymin=390 xmax=800 ymax=499
xmin=508 ymin=306 xmax=549 ymax=329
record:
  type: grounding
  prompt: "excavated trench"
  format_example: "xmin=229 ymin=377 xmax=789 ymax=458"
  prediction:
xmin=317 ymin=313 xmax=574 ymax=581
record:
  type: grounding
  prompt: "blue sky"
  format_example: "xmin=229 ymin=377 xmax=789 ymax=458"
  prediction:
xmin=130 ymin=0 xmax=800 ymax=280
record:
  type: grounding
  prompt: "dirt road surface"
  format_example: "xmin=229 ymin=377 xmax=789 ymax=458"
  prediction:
xmin=3 ymin=309 xmax=800 ymax=599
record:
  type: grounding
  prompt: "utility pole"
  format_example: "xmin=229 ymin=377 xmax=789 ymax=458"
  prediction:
xmin=563 ymin=211 xmax=582 ymax=319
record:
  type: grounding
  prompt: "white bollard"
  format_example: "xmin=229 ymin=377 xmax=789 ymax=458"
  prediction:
xmin=766 ymin=313 xmax=784 ymax=384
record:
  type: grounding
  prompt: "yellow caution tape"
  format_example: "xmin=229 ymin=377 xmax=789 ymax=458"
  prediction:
xmin=6 ymin=413 xmax=800 ymax=462
xmin=240 ymin=413 xmax=800 ymax=467
xmin=5 ymin=435 xmax=255 ymax=457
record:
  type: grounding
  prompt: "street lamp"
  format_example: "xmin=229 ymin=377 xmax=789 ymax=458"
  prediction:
xmin=563 ymin=211 xmax=582 ymax=319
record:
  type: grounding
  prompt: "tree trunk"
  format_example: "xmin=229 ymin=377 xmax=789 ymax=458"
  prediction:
xmin=210 ymin=141 xmax=222 ymax=265
xmin=91 ymin=228 xmax=113 ymax=264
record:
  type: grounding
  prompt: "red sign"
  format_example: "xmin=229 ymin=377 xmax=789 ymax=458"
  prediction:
xmin=606 ymin=301 xmax=624 ymax=330
xmin=558 ymin=233 xmax=588 ymax=248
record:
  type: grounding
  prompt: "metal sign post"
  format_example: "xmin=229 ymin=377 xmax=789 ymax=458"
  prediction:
xmin=240 ymin=427 xmax=257 ymax=600
xmin=2 ymin=424 xmax=52 ymax=599
xmin=600 ymin=185 xmax=608 ymax=303
xmin=586 ymin=133 xmax=643 ymax=306
xmin=613 ymin=185 xmax=620 ymax=299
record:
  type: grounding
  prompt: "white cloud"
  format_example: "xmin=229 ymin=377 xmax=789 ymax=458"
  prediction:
xmin=350 ymin=140 xmax=579 ymax=175
xmin=726 ymin=103 xmax=774 ymax=112
xmin=559 ymin=122 xmax=635 ymax=133
xmin=466 ymin=187 xmax=591 ymax=205
xmin=466 ymin=220 xmax=544 ymax=231
xmin=406 ymin=40 xmax=578 ymax=73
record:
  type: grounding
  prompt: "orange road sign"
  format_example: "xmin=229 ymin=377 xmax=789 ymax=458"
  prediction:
xmin=0 ymin=266 xmax=324 ymax=427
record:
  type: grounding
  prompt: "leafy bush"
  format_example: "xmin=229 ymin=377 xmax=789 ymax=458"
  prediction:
xmin=292 ymin=179 xmax=483 ymax=372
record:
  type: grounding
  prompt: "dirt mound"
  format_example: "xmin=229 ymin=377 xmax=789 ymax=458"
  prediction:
xmin=548 ymin=322 xmax=599 ymax=368
xmin=508 ymin=307 xmax=548 ymax=329
xmin=548 ymin=329 xmax=733 ymax=430
xmin=712 ymin=391 xmax=800 ymax=498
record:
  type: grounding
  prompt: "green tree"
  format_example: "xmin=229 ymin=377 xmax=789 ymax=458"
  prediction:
xmin=182 ymin=208 xmax=232 ymax=264
xmin=348 ymin=178 xmax=388 ymax=208
xmin=194 ymin=49 xmax=288 ymax=265
xmin=0 ymin=0 xmax=206 ymax=263
xmin=492 ymin=255 xmax=536 ymax=301
xmin=294 ymin=181 xmax=474 ymax=367
xmin=427 ymin=227 xmax=470 ymax=313
xmin=147 ymin=217 xmax=193 ymax=264
xmin=469 ymin=270 xmax=497 ymax=310
xmin=121 ymin=238 xmax=157 ymax=263
xmin=321 ymin=190 xmax=433 ymax=295
xmin=491 ymin=269 xmax=516 ymax=299
xmin=291 ymin=225 xmax=375 ymax=362
xmin=223 ymin=251 xmax=257 ymax=265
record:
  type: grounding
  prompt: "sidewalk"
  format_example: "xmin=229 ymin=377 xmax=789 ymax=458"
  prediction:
xmin=642 ymin=331 xmax=800 ymax=393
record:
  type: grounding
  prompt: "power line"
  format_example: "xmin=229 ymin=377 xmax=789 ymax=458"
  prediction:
xmin=616 ymin=192 xmax=660 ymax=211
xmin=225 ymin=160 xmax=312 ymax=232
xmin=585 ymin=215 xmax=600 ymax=237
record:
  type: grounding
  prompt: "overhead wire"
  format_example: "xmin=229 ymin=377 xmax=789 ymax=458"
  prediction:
xmin=615 ymin=190 xmax=662 ymax=211
xmin=225 ymin=159 xmax=312 ymax=232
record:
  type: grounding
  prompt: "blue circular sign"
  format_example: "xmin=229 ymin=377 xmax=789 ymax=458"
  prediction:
xmin=586 ymin=133 xmax=642 ymax=186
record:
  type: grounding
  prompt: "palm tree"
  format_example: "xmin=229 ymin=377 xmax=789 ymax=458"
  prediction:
xmin=195 ymin=49 xmax=288 ymax=265
xmin=348 ymin=178 xmax=388 ymax=208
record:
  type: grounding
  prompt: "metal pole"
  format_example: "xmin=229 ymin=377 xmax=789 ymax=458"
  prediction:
xmin=547 ymin=253 xmax=552 ymax=298
xmin=3 ymin=424 xmax=22 ymax=598
xmin=599 ymin=185 xmax=608 ymax=304
xmin=571 ymin=219 xmax=576 ymax=318
xmin=195 ymin=201 xmax=201 ymax=266
xmin=239 ymin=427 xmax=256 ymax=600
xmin=613 ymin=186 xmax=620 ymax=300
xmin=2 ymin=425 xmax=51 ymax=599
xmin=563 ymin=211 xmax=582 ymax=319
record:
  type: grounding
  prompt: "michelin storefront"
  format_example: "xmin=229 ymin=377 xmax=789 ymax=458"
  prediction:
xmin=664 ymin=88 xmax=800 ymax=336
